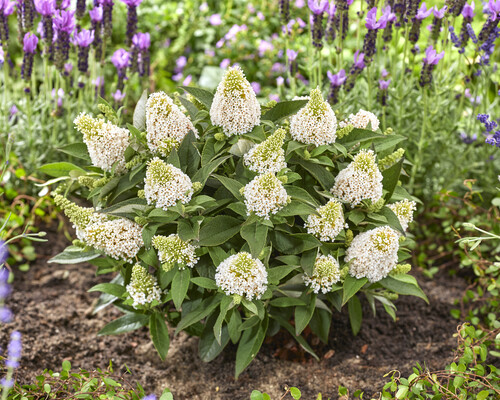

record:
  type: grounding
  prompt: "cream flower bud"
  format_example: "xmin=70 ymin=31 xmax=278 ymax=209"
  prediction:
xmin=146 ymin=91 xmax=198 ymax=156
xmin=388 ymin=199 xmax=416 ymax=232
xmin=85 ymin=218 xmax=144 ymax=262
xmin=210 ymin=66 xmax=261 ymax=136
xmin=243 ymin=172 xmax=290 ymax=220
xmin=144 ymin=157 xmax=193 ymax=211
xmin=215 ymin=252 xmax=268 ymax=300
xmin=243 ymin=128 xmax=287 ymax=174
xmin=74 ymin=112 xmax=130 ymax=174
xmin=303 ymin=254 xmax=341 ymax=294
xmin=152 ymin=234 xmax=199 ymax=270
xmin=305 ymin=199 xmax=346 ymax=242
xmin=126 ymin=264 xmax=162 ymax=308
xmin=331 ymin=149 xmax=383 ymax=207
xmin=345 ymin=226 xmax=399 ymax=283
xmin=290 ymin=87 xmax=337 ymax=146
xmin=339 ymin=109 xmax=380 ymax=131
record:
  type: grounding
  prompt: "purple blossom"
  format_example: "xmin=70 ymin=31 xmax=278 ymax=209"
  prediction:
xmin=423 ymin=45 xmax=444 ymax=65
xmin=251 ymin=82 xmax=261 ymax=94
xmin=258 ymin=39 xmax=274 ymax=56
xmin=0 ymin=306 xmax=12 ymax=323
xmin=366 ymin=7 xmax=388 ymax=30
xmin=112 ymin=48 xmax=130 ymax=69
xmin=53 ymin=9 xmax=75 ymax=33
xmin=23 ymin=32 xmax=38 ymax=53
xmin=34 ymin=0 xmax=54 ymax=15
xmin=295 ymin=0 xmax=305 ymax=7
xmin=75 ymin=28 xmax=94 ymax=47
xmin=175 ymin=55 xmax=187 ymax=72
xmin=276 ymin=76 xmax=285 ymax=85
xmin=381 ymin=68 xmax=389 ymax=78
xmin=120 ymin=0 xmax=142 ymax=5
xmin=379 ymin=79 xmax=391 ymax=89
xmin=0 ymin=0 xmax=14 ymax=15
xmin=172 ymin=73 xmax=182 ymax=82
xmin=487 ymin=0 xmax=500 ymax=21
xmin=327 ymin=69 xmax=346 ymax=86
xmin=327 ymin=1 xmax=335 ymax=16
xmin=286 ymin=49 xmax=298 ymax=61
xmin=466 ymin=23 xmax=478 ymax=43
xmin=209 ymin=13 xmax=222 ymax=25
xmin=257 ymin=11 xmax=264 ymax=20
xmin=89 ymin=5 xmax=103 ymax=22
xmin=432 ymin=5 xmax=447 ymax=19
xmin=269 ymin=93 xmax=280 ymax=102
xmin=182 ymin=75 xmax=192 ymax=86
xmin=220 ymin=58 xmax=230 ymax=69
xmin=199 ymin=2 xmax=208 ymax=12
xmin=132 ymin=32 xmax=150 ymax=49
xmin=0 ymin=244 xmax=9 ymax=268
xmin=64 ymin=62 xmax=72 ymax=73
xmin=5 ymin=331 xmax=21 ymax=369
xmin=462 ymin=1 xmax=475 ymax=18
xmin=142 ymin=395 xmax=156 ymax=400
xmin=416 ymin=2 xmax=433 ymax=19
xmin=308 ymin=0 xmax=328 ymax=14
xmin=353 ymin=50 xmax=365 ymax=69
xmin=112 ymin=89 xmax=125 ymax=102
xmin=460 ymin=132 xmax=477 ymax=144
xmin=297 ymin=17 xmax=307 ymax=28
xmin=9 ymin=104 xmax=18 ymax=116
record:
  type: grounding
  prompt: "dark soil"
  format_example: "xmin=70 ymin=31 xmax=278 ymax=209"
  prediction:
xmin=0 ymin=224 xmax=469 ymax=400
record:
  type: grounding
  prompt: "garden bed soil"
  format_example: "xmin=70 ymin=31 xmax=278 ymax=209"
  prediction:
xmin=1 ymin=224 xmax=469 ymax=399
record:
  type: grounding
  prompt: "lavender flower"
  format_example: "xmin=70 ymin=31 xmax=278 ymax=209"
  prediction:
xmin=112 ymin=48 xmax=130 ymax=90
xmin=53 ymin=9 xmax=74 ymax=70
xmin=132 ymin=31 xmax=150 ymax=76
xmin=0 ymin=0 xmax=14 ymax=45
xmin=208 ymin=13 xmax=221 ymax=26
xmin=112 ymin=89 xmax=125 ymax=102
xmin=120 ymin=0 xmax=141 ymax=45
xmin=327 ymin=69 xmax=345 ymax=104
xmin=308 ymin=0 xmax=328 ymax=48
xmin=478 ymin=0 xmax=500 ymax=43
xmin=429 ymin=6 xmax=447 ymax=42
xmin=75 ymin=29 xmax=93 ymax=73
xmin=21 ymin=31 xmax=37 ymax=79
xmin=409 ymin=2 xmax=433 ymax=43
xmin=378 ymin=78 xmax=391 ymax=106
xmin=75 ymin=0 xmax=85 ymax=19
xmin=345 ymin=50 xmax=365 ymax=92
xmin=325 ymin=1 xmax=336 ymax=42
xmin=15 ymin=0 xmax=36 ymax=40
xmin=335 ymin=0 xmax=350 ymax=39
xmin=287 ymin=48 xmax=298 ymax=75
xmin=363 ymin=7 xmax=389 ymax=61
xmin=459 ymin=132 xmax=477 ymax=144
xmin=279 ymin=0 xmax=290 ymax=25
xmin=419 ymin=45 xmax=444 ymax=86
xmin=89 ymin=5 xmax=103 ymax=60
xmin=100 ymin=0 xmax=113 ymax=39
xmin=34 ymin=0 xmax=55 ymax=55
xmin=447 ymin=0 xmax=467 ymax=16
xmin=5 ymin=331 xmax=21 ymax=368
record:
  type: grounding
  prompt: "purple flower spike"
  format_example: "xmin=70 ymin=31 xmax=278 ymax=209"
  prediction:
xmin=0 ymin=0 xmax=14 ymax=15
xmin=53 ymin=9 xmax=75 ymax=33
xmin=112 ymin=48 xmax=130 ymax=69
xmin=75 ymin=29 xmax=94 ymax=47
xmin=423 ymin=45 xmax=444 ymax=65
xmin=120 ymin=0 xmax=142 ymax=5
xmin=286 ymin=49 xmax=298 ymax=61
xmin=416 ymin=2 xmax=433 ymax=20
xmin=327 ymin=69 xmax=346 ymax=86
xmin=209 ymin=13 xmax=222 ymax=26
xmin=132 ymin=32 xmax=150 ymax=49
xmin=112 ymin=89 xmax=125 ymax=102
xmin=308 ymin=0 xmax=328 ymax=14
xmin=34 ymin=0 xmax=55 ymax=16
xmin=489 ymin=0 xmax=500 ymax=21
xmin=432 ymin=6 xmax=447 ymax=19
xmin=461 ymin=1 xmax=475 ymax=18
xmin=379 ymin=79 xmax=391 ymax=90
xmin=353 ymin=50 xmax=365 ymax=69
xmin=23 ymin=32 xmax=38 ymax=53
xmin=89 ymin=5 xmax=103 ymax=22
xmin=366 ymin=7 xmax=388 ymax=30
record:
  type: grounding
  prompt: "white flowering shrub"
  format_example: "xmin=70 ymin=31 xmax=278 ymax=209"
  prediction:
xmin=45 ymin=67 xmax=425 ymax=378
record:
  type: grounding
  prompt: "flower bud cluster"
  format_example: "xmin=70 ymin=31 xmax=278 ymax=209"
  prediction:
xmin=388 ymin=199 xmax=416 ymax=231
xmin=331 ymin=149 xmax=383 ymax=207
xmin=144 ymin=157 xmax=193 ymax=210
xmin=305 ymin=199 xmax=347 ymax=242
xmin=146 ymin=92 xmax=198 ymax=156
xmin=345 ymin=226 xmax=399 ymax=282
xmin=243 ymin=172 xmax=290 ymax=219
xmin=339 ymin=109 xmax=380 ymax=131
xmin=126 ymin=264 xmax=162 ymax=308
xmin=74 ymin=112 xmax=130 ymax=173
xmin=243 ymin=128 xmax=287 ymax=174
xmin=303 ymin=254 xmax=341 ymax=294
xmin=215 ymin=252 xmax=268 ymax=300
xmin=152 ymin=234 xmax=199 ymax=270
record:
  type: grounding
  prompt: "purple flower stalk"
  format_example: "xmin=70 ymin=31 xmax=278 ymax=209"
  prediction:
xmin=89 ymin=5 xmax=103 ymax=60
xmin=53 ymin=9 xmax=74 ymax=70
xmin=0 ymin=0 xmax=14 ymax=45
xmin=405 ymin=0 xmax=421 ymax=21
xmin=99 ymin=0 xmax=113 ymax=39
xmin=393 ymin=0 xmax=406 ymax=27
xmin=6 ymin=331 xmax=22 ymax=369
xmin=132 ymin=31 xmax=149 ymax=76
xmin=363 ymin=7 xmax=389 ymax=61
xmin=325 ymin=1 xmax=336 ymax=43
xmin=279 ymin=0 xmax=290 ymax=25
xmin=447 ymin=0 xmax=467 ymax=16
xmin=121 ymin=0 xmax=141 ymax=46
xmin=15 ymin=0 xmax=36 ymax=41
xmin=34 ymin=0 xmax=55 ymax=55
xmin=478 ymin=0 xmax=500 ymax=43
xmin=345 ymin=50 xmax=365 ymax=92
xmin=378 ymin=78 xmax=391 ymax=106
xmin=112 ymin=48 xmax=130 ymax=90
xmin=75 ymin=29 xmax=93 ymax=73
xmin=308 ymin=0 xmax=328 ymax=48
xmin=21 ymin=31 xmax=37 ymax=79
xmin=112 ymin=89 xmax=125 ymax=102
xmin=429 ymin=6 xmax=447 ymax=42
xmin=409 ymin=2 xmax=432 ymax=44
xmin=327 ymin=69 xmax=345 ymax=104
xmin=459 ymin=132 xmax=477 ymax=144
xmin=287 ymin=48 xmax=298 ymax=75
xmin=335 ymin=0 xmax=350 ymax=40
xmin=419 ymin=45 xmax=444 ymax=86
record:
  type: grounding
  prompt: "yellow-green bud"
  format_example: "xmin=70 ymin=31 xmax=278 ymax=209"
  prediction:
xmin=93 ymin=177 xmax=112 ymax=188
xmin=345 ymin=229 xmax=354 ymax=246
xmin=239 ymin=187 xmax=245 ymax=196
xmin=192 ymin=181 xmax=203 ymax=192
xmin=188 ymin=94 xmax=205 ymax=110
xmin=303 ymin=150 xmax=311 ymax=160
xmin=125 ymin=155 xmax=143 ymax=170
xmin=78 ymin=176 xmax=96 ymax=189
xmin=390 ymin=263 xmax=412 ymax=275
xmin=72 ymin=239 xmax=86 ymax=248
xmin=162 ymin=263 xmax=174 ymax=272
xmin=214 ymin=133 xmax=226 ymax=141
xmin=340 ymin=266 xmax=349 ymax=280
xmin=265 ymin=100 xmax=277 ymax=109
xmin=277 ymin=175 xmax=288 ymax=184
xmin=232 ymin=294 xmax=243 ymax=305
xmin=134 ymin=216 xmax=149 ymax=226
xmin=383 ymin=127 xmax=393 ymax=135
xmin=97 ymin=104 xmax=118 ymax=125
xmin=385 ymin=292 xmax=399 ymax=300
xmin=379 ymin=148 xmax=405 ymax=171
xmin=336 ymin=125 xmax=354 ymax=139
xmin=398 ymin=236 xmax=406 ymax=244
xmin=137 ymin=189 xmax=146 ymax=199
xmin=367 ymin=198 xmax=385 ymax=213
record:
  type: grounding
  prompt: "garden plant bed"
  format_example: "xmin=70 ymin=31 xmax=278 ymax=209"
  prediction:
xmin=1 ymin=224 xmax=470 ymax=399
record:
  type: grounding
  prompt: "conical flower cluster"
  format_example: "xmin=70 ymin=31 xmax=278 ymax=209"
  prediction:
xmin=305 ymin=199 xmax=346 ymax=242
xmin=331 ymin=149 xmax=383 ymax=207
xmin=290 ymin=87 xmax=337 ymax=146
xmin=215 ymin=252 xmax=268 ymax=300
xmin=303 ymin=254 xmax=341 ymax=294
xmin=243 ymin=172 xmax=290 ymax=219
xmin=126 ymin=264 xmax=162 ymax=308
xmin=74 ymin=112 xmax=130 ymax=173
xmin=243 ymin=128 xmax=287 ymax=174
xmin=339 ymin=109 xmax=380 ymax=131
xmin=210 ymin=66 xmax=261 ymax=136
xmin=345 ymin=226 xmax=399 ymax=282
xmin=54 ymin=195 xmax=108 ymax=241
xmin=144 ymin=157 xmax=194 ymax=210
xmin=388 ymin=199 xmax=416 ymax=232
xmin=85 ymin=218 xmax=144 ymax=262
xmin=152 ymin=234 xmax=199 ymax=270
xmin=146 ymin=91 xmax=198 ymax=156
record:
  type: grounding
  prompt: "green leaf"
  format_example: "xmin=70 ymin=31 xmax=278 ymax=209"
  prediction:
xmin=177 ymin=96 xmax=199 ymax=120
xmin=293 ymin=159 xmax=335 ymax=190
xmin=309 ymin=308 xmax=331 ymax=344
xmin=290 ymin=387 xmax=301 ymax=400
xmin=476 ymin=390 xmax=490 ymax=400
xmin=149 ymin=312 xmax=170 ymax=360
xmin=382 ymin=158 xmax=403 ymax=201
xmin=199 ymin=314 xmax=230 ymax=362
xmin=229 ymin=138 xmax=254 ymax=157
xmin=98 ymin=313 xmax=149 ymax=335
xmin=267 ymin=264 xmax=298 ymax=283
xmin=57 ymin=142 xmax=90 ymax=161
xmin=213 ymin=174 xmax=244 ymax=201
xmin=198 ymin=215 xmax=241 ymax=246
xmin=250 ymin=391 xmax=264 ymax=400
xmin=88 ymin=283 xmax=125 ymax=298
xmin=192 ymin=155 xmax=231 ymax=186
xmin=235 ymin=315 xmax=268 ymax=378
xmin=241 ymin=222 xmax=268 ymax=258
xmin=160 ymin=390 xmax=174 ymax=400
xmin=295 ymin=294 xmax=316 ymax=335
xmin=379 ymin=206 xmax=405 ymax=235
xmin=342 ymin=276 xmax=368 ymax=306
xmin=190 ymin=277 xmax=218 ymax=290
xmin=338 ymin=128 xmax=385 ymax=148
xmin=175 ymin=294 xmax=223 ymax=334
xmin=167 ymin=148 xmax=181 ymax=169
xmin=270 ymin=297 xmax=307 ymax=307
xmin=177 ymin=130 xmax=201 ymax=176
xmin=133 ymin=89 xmax=148 ymax=131
xmin=48 ymin=248 xmax=101 ymax=264
xmin=272 ymin=231 xmax=321 ymax=255
xmin=39 ymin=162 xmax=87 ymax=178
xmin=98 ymin=198 xmax=148 ymax=218
xmin=214 ymin=296 xmax=233 ymax=345
xmin=284 ymin=186 xmax=320 ymax=207
xmin=379 ymin=275 xmax=428 ymax=303
xmin=171 ymin=268 xmax=191 ymax=309
xmin=270 ymin=313 xmax=319 ymax=360
xmin=180 ymin=86 xmax=214 ymax=109
xmin=300 ymin=248 xmax=318 ymax=276
xmin=278 ymin=200 xmax=316 ymax=217
xmin=348 ymin=295 xmax=362 ymax=335
xmin=262 ymin=100 xmax=307 ymax=122
xmin=227 ymin=309 xmax=242 ymax=343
